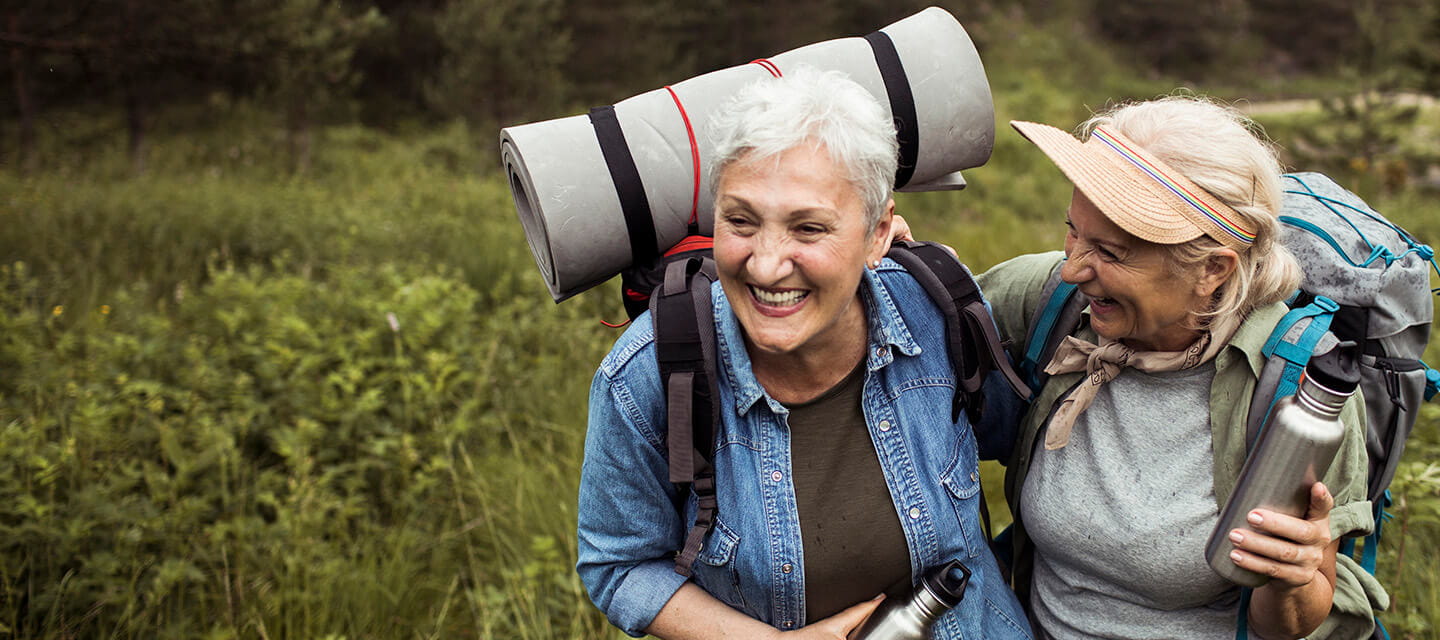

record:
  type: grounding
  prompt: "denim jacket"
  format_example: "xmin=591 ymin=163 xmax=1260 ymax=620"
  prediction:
xmin=577 ymin=260 xmax=1032 ymax=638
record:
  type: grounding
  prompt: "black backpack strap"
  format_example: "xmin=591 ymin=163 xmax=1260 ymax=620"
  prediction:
xmin=651 ymin=256 xmax=720 ymax=577
xmin=887 ymin=241 xmax=1031 ymax=422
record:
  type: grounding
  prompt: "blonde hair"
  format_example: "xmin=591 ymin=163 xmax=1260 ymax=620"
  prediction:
xmin=1080 ymin=95 xmax=1302 ymax=324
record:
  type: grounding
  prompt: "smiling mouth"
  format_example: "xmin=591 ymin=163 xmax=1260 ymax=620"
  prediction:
xmin=1088 ymin=295 xmax=1119 ymax=309
xmin=749 ymin=285 xmax=809 ymax=307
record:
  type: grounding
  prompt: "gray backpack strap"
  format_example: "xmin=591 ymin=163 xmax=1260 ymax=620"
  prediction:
xmin=650 ymin=256 xmax=721 ymax=577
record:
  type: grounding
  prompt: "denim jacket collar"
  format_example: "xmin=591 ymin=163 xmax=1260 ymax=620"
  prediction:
xmin=713 ymin=263 xmax=922 ymax=416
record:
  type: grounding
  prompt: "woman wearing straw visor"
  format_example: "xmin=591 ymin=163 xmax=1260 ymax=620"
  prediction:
xmin=576 ymin=68 xmax=1031 ymax=639
xmin=973 ymin=97 xmax=1382 ymax=638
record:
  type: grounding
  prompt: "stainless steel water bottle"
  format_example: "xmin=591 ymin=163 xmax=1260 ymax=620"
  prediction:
xmin=849 ymin=560 xmax=970 ymax=640
xmin=1204 ymin=346 xmax=1360 ymax=587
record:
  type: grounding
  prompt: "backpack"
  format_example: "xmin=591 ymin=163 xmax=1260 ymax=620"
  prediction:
xmin=619 ymin=237 xmax=1031 ymax=576
xmin=1015 ymin=172 xmax=1440 ymax=638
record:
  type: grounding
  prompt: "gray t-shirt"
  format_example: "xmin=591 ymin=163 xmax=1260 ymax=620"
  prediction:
xmin=1020 ymin=362 xmax=1241 ymax=638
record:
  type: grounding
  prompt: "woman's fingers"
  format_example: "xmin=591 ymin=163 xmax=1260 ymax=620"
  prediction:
xmin=794 ymin=594 xmax=884 ymax=638
xmin=1227 ymin=483 xmax=1334 ymax=588
xmin=890 ymin=214 xmax=914 ymax=242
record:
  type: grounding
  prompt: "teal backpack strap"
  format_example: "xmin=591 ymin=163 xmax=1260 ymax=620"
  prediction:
xmin=1018 ymin=261 xmax=1085 ymax=399
xmin=1235 ymin=587 xmax=1252 ymax=639
xmin=1425 ymin=363 xmax=1439 ymax=402
xmin=1023 ymin=280 xmax=1077 ymax=382
xmin=1250 ymin=295 xmax=1340 ymax=440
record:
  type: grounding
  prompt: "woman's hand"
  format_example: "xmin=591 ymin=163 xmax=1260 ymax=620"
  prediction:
xmin=1231 ymin=482 xmax=1340 ymax=639
xmin=778 ymin=595 xmax=884 ymax=639
xmin=647 ymin=584 xmax=883 ymax=640
xmin=1227 ymin=482 xmax=1334 ymax=586
xmin=889 ymin=214 xmax=915 ymax=244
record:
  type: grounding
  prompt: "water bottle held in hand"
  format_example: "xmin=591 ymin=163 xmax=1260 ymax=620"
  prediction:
xmin=1204 ymin=345 xmax=1360 ymax=587
xmin=849 ymin=560 xmax=970 ymax=640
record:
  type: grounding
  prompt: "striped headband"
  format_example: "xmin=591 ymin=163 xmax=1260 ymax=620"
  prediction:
xmin=1090 ymin=126 xmax=1256 ymax=247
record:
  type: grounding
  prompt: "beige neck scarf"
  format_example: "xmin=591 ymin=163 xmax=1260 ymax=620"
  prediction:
xmin=1041 ymin=313 xmax=1242 ymax=450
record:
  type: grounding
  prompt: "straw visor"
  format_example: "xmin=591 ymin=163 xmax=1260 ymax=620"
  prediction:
xmin=1010 ymin=120 xmax=1255 ymax=251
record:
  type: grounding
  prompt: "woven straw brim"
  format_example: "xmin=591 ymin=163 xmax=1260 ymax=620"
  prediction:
xmin=1010 ymin=120 xmax=1248 ymax=249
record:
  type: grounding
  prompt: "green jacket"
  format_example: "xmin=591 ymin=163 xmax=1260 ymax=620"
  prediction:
xmin=977 ymin=251 xmax=1389 ymax=639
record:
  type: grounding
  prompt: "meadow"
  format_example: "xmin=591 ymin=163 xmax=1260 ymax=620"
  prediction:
xmin=3 ymin=16 xmax=1440 ymax=640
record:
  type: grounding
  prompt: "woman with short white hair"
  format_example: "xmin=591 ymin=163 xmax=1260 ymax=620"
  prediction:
xmin=576 ymin=67 xmax=1032 ymax=639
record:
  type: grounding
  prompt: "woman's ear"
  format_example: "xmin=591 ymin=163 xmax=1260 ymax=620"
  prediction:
xmin=867 ymin=199 xmax=896 ymax=264
xmin=1195 ymin=248 xmax=1240 ymax=298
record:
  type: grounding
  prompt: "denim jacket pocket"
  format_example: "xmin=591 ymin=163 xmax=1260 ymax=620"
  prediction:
xmin=940 ymin=439 xmax=984 ymax=559
xmin=691 ymin=516 xmax=748 ymax=612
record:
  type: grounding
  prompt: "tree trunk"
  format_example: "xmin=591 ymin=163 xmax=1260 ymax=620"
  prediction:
xmin=8 ymin=13 xmax=36 ymax=173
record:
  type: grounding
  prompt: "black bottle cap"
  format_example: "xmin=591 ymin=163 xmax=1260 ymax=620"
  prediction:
xmin=920 ymin=559 xmax=971 ymax=608
xmin=1304 ymin=342 xmax=1361 ymax=395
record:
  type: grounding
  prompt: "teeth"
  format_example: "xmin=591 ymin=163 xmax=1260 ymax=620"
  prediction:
xmin=751 ymin=286 xmax=808 ymax=307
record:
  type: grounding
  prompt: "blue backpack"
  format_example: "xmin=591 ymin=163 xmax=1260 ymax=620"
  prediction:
xmin=1017 ymin=173 xmax=1440 ymax=638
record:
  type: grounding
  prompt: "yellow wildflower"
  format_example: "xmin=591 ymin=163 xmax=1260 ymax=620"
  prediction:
xmin=100 ymin=305 xmax=111 ymax=315
xmin=52 ymin=305 xmax=63 ymax=317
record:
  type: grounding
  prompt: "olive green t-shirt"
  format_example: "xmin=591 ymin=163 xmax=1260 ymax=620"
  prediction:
xmin=784 ymin=361 xmax=911 ymax=622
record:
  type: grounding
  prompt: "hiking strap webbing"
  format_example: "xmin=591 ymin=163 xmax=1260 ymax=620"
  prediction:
xmin=653 ymin=257 xmax=720 ymax=577
xmin=1021 ymin=280 xmax=1080 ymax=396
xmin=863 ymin=30 xmax=919 ymax=190
xmin=886 ymin=241 xmax=1031 ymax=421
xmin=1235 ymin=587 xmax=1252 ymax=639
xmin=588 ymin=105 xmax=659 ymax=268
xmin=1246 ymin=295 xmax=1339 ymax=447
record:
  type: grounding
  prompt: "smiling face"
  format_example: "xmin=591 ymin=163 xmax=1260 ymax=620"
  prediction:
xmin=1060 ymin=189 xmax=1220 ymax=352
xmin=713 ymin=143 xmax=891 ymax=363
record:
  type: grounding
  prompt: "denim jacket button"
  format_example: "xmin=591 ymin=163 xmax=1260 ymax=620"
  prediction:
xmin=908 ymin=506 xmax=921 ymax=519
xmin=782 ymin=563 xmax=793 ymax=574
xmin=876 ymin=346 xmax=888 ymax=358
xmin=970 ymin=471 xmax=978 ymax=482
xmin=770 ymin=470 xmax=783 ymax=482
xmin=878 ymin=419 xmax=892 ymax=432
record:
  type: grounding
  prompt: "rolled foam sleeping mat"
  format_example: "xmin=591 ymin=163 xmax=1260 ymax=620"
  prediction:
xmin=501 ymin=6 xmax=994 ymax=302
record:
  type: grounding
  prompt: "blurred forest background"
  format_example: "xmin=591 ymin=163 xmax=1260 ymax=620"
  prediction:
xmin=3 ymin=0 xmax=1440 ymax=638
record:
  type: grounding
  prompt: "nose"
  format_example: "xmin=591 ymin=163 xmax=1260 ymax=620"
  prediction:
xmin=1060 ymin=245 xmax=1094 ymax=285
xmin=747 ymin=229 xmax=794 ymax=284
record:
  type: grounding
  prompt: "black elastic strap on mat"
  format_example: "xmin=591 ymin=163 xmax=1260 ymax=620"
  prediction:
xmin=864 ymin=30 xmax=919 ymax=190
xmin=589 ymin=105 xmax=659 ymax=265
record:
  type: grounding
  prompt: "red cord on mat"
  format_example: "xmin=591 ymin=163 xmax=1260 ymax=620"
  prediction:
xmin=664 ymin=85 xmax=702 ymax=226
xmin=750 ymin=58 xmax=782 ymax=77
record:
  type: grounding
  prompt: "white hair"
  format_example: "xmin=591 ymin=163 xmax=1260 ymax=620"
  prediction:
xmin=708 ymin=66 xmax=898 ymax=230
xmin=1081 ymin=95 xmax=1303 ymax=323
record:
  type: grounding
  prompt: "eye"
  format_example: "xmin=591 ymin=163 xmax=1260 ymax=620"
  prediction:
xmin=795 ymin=223 xmax=827 ymax=236
xmin=1096 ymin=246 xmax=1119 ymax=261
xmin=721 ymin=213 xmax=756 ymax=234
